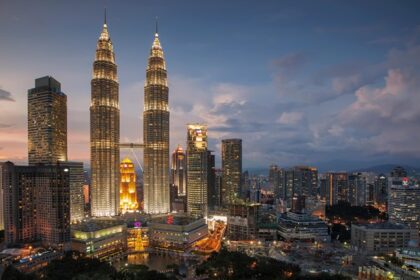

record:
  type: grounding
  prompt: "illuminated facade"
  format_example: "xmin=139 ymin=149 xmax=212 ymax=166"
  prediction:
xmin=0 ymin=162 xmax=70 ymax=250
xmin=143 ymin=29 xmax=170 ymax=214
xmin=149 ymin=215 xmax=208 ymax=251
xmin=67 ymin=162 xmax=85 ymax=223
xmin=28 ymin=76 xmax=67 ymax=165
xmin=90 ymin=16 xmax=120 ymax=217
xmin=120 ymin=158 xmax=138 ymax=213
xmin=221 ymin=139 xmax=242 ymax=205
xmin=171 ymin=145 xmax=186 ymax=196
xmin=186 ymin=124 xmax=208 ymax=217
xmin=71 ymin=219 xmax=127 ymax=261
xmin=320 ymin=172 xmax=348 ymax=206
xmin=388 ymin=185 xmax=420 ymax=230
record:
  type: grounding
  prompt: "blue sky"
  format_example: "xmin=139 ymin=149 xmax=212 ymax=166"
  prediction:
xmin=1 ymin=0 xmax=420 ymax=171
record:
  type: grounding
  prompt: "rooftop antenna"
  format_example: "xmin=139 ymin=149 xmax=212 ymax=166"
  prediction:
xmin=104 ymin=7 xmax=107 ymax=25
xmin=155 ymin=16 xmax=158 ymax=35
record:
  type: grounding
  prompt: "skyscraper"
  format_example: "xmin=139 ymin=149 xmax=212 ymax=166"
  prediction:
xmin=120 ymin=158 xmax=138 ymax=213
xmin=143 ymin=26 xmax=170 ymax=214
xmin=388 ymin=185 xmax=420 ymax=230
xmin=0 ymin=162 xmax=70 ymax=249
xmin=28 ymin=76 xmax=67 ymax=165
xmin=207 ymin=151 xmax=216 ymax=210
xmin=171 ymin=145 xmax=186 ymax=196
xmin=186 ymin=124 xmax=208 ymax=217
xmin=90 ymin=15 xmax=120 ymax=217
xmin=321 ymin=172 xmax=348 ymax=206
xmin=221 ymin=139 xmax=242 ymax=205
xmin=67 ymin=162 xmax=85 ymax=223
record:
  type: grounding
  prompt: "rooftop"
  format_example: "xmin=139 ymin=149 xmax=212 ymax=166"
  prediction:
xmin=72 ymin=218 xmax=125 ymax=232
xmin=353 ymin=222 xmax=409 ymax=230
xmin=150 ymin=215 xmax=201 ymax=226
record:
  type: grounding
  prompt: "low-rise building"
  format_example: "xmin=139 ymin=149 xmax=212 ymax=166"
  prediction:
xmin=71 ymin=219 xmax=127 ymax=261
xmin=351 ymin=223 xmax=418 ymax=255
xmin=149 ymin=215 xmax=208 ymax=252
xmin=396 ymin=247 xmax=420 ymax=270
xmin=277 ymin=211 xmax=329 ymax=241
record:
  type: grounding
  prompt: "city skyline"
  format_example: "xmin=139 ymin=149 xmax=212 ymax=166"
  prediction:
xmin=1 ymin=0 xmax=420 ymax=171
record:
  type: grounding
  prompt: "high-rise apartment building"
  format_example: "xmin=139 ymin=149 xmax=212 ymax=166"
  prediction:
xmin=270 ymin=166 xmax=317 ymax=207
xmin=348 ymin=173 xmax=366 ymax=207
xmin=186 ymin=124 xmax=208 ymax=217
xmin=388 ymin=185 xmax=420 ymax=230
xmin=221 ymin=139 xmax=242 ymax=205
xmin=120 ymin=158 xmax=138 ymax=213
xmin=171 ymin=145 xmax=186 ymax=196
xmin=67 ymin=162 xmax=85 ymax=223
xmin=321 ymin=172 xmax=348 ymax=206
xmin=293 ymin=166 xmax=318 ymax=197
xmin=269 ymin=165 xmax=284 ymax=200
xmin=28 ymin=76 xmax=67 ymax=165
xmin=90 ymin=17 xmax=120 ymax=217
xmin=373 ymin=174 xmax=388 ymax=207
xmin=143 ymin=28 xmax=170 ymax=214
xmin=0 ymin=162 xmax=70 ymax=249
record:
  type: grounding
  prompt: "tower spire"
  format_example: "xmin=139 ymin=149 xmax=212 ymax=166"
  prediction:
xmin=104 ymin=7 xmax=107 ymax=26
xmin=155 ymin=16 xmax=158 ymax=36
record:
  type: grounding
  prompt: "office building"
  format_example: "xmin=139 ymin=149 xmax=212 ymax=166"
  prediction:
xmin=143 ymin=27 xmax=170 ymax=214
xmin=186 ymin=124 xmax=208 ymax=217
xmin=90 ymin=16 xmax=120 ymax=217
xmin=0 ymin=162 xmax=70 ymax=250
xmin=351 ymin=223 xmax=418 ymax=255
xmin=28 ymin=76 xmax=67 ymax=165
xmin=120 ymin=158 xmax=138 ymax=213
xmin=388 ymin=185 xmax=420 ymax=230
xmin=221 ymin=139 xmax=242 ymax=205
xmin=171 ymin=145 xmax=186 ymax=196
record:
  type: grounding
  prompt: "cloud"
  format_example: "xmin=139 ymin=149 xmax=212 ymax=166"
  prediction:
xmin=0 ymin=88 xmax=15 ymax=101
xmin=276 ymin=111 xmax=303 ymax=125
xmin=317 ymin=42 xmax=420 ymax=159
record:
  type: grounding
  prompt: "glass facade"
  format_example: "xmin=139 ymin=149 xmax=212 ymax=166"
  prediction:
xmin=186 ymin=124 xmax=208 ymax=217
xmin=171 ymin=145 xmax=186 ymax=196
xmin=28 ymin=76 xmax=67 ymax=165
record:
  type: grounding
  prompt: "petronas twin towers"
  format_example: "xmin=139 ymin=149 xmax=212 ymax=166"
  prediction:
xmin=90 ymin=14 xmax=169 ymax=216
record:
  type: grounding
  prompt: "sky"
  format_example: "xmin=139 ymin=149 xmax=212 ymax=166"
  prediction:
xmin=0 ymin=0 xmax=420 ymax=171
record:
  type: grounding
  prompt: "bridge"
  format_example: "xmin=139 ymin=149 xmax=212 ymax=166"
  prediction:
xmin=119 ymin=143 xmax=144 ymax=171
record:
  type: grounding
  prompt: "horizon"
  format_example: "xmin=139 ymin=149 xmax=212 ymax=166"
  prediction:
xmin=1 ymin=0 xmax=420 ymax=170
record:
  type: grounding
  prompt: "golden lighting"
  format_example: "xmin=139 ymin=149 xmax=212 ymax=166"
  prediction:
xmin=120 ymin=158 xmax=139 ymax=213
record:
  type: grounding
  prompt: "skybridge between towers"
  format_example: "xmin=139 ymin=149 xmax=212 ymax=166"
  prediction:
xmin=119 ymin=143 xmax=144 ymax=172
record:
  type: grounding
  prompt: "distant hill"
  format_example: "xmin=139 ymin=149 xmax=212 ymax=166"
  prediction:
xmin=351 ymin=164 xmax=420 ymax=175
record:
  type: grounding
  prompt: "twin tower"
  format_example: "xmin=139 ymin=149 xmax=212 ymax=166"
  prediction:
xmin=90 ymin=16 xmax=169 ymax=217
